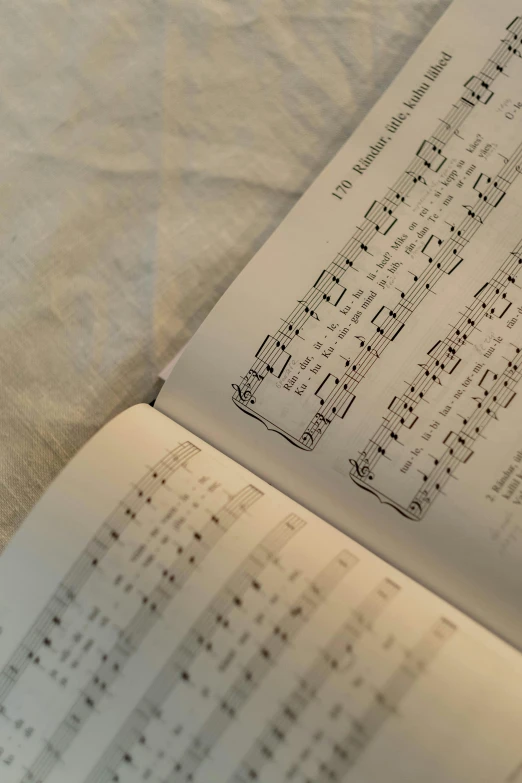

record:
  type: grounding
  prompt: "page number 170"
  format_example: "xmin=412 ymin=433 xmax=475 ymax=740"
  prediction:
xmin=332 ymin=180 xmax=353 ymax=200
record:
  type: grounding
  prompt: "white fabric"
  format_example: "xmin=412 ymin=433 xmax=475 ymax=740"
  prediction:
xmin=0 ymin=0 xmax=451 ymax=547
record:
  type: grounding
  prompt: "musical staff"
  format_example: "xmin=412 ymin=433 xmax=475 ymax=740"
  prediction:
xmin=17 ymin=485 xmax=262 ymax=783
xmin=231 ymin=578 xmax=399 ymax=783
xmin=0 ymin=441 xmax=200 ymax=706
xmin=231 ymin=15 xmax=522 ymax=450
xmin=82 ymin=514 xmax=306 ymax=783
xmin=314 ymin=618 xmax=456 ymax=783
xmin=299 ymin=138 xmax=522 ymax=449
xmin=407 ymin=351 xmax=521 ymax=519
xmin=350 ymin=235 xmax=522 ymax=519
xmin=162 ymin=550 xmax=357 ymax=783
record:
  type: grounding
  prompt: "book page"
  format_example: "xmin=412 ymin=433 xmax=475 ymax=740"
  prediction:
xmin=1 ymin=404 xmax=522 ymax=782
xmin=158 ymin=0 xmax=522 ymax=649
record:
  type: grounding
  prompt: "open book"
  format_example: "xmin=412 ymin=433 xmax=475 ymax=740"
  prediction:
xmin=3 ymin=1 xmax=522 ymax=780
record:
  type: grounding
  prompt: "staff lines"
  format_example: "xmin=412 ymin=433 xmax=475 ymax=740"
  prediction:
xmin=231 ymin=16 xmax=522 ymax=451
xmin=350 ymin=234 xmax=522 ymax=518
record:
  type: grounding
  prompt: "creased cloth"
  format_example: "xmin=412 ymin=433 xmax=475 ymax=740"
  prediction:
xmin=0 ymin=0 xmax=451 ymax=547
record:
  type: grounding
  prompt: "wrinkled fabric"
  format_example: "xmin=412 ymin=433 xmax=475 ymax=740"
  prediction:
xmin=0 ymin=0 xmax=451 ymax=547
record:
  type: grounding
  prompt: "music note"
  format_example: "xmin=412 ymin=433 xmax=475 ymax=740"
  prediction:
xmin=463 ymin=74 xmax=494 ymax=104
xmin=298 ymin=300 xmax=320 ymax=319
xmin=254 ymin=335 xmax=291 ymax=378
xmin=416 ymin=140 xmax=447 ymax=172
xmin=313 ymin=270 xmax=347 ymax=306
xmin=406 ymin=170 xmax=427 ymax=185
xmin=371 ymin=306 xmax=404 ymax=341
xmin=364 ymin=200 xmax=398 ymax=235
xmin=473 ymin=173 xmax=506 ymax=206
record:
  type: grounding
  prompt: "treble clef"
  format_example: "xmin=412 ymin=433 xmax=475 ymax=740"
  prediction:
xmin=232 ymin=383 xmax=256 ymax=405
xmin=349 ymin=458 xmax=372 ymax=480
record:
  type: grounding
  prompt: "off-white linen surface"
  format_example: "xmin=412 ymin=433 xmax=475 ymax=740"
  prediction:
xmin=0 ymin=0 xmax=451 ymax=547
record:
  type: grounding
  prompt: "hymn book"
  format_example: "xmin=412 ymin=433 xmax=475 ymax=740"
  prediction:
xmin=2 ymin=1 xmax=522 ymax=780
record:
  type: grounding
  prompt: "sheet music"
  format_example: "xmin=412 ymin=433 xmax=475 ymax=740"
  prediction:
xmin=159 ymin=0 xmax=522 ymax=650
xmin=1 ymin=404 xmax=522 ymax=782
